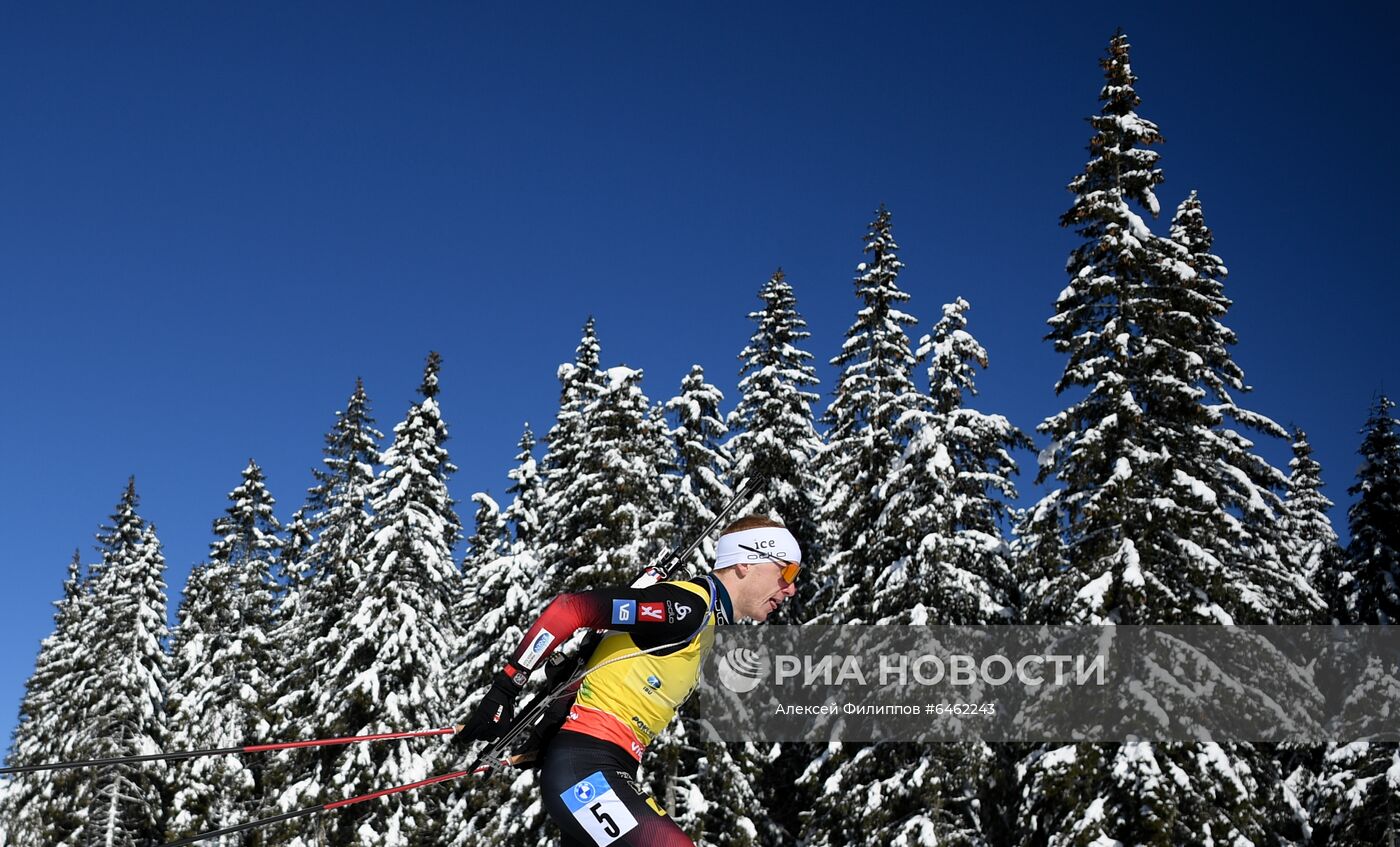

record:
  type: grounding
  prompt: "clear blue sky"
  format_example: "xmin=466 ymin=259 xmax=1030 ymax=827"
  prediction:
xmin=3 ymin=2 xmax=1396 ymax=742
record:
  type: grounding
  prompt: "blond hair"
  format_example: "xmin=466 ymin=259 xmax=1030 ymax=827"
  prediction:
xmin=720 ymin=515 xmax=786 ymax=535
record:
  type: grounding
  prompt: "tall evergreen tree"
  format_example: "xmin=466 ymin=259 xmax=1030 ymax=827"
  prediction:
xmin=52 ymin=478 xmax=173 ymax=845
xmin=724 ymin=269 xmax=828 ymax=844
xmin=1311 ymin=397 xmax=1400 ymax=842
xmin=1340 ymin=394 xmax=1400 ymax=625
xmin=456 ymin=327 xmax=613 ymax=847
xmin=501 ymin=424 xmax=546 ymax=551
xmin=84 ymin=516 xmax=172 ymax=847
xmin=1014 ymin=31 xmax=1312 ymax=846
xmin=1024 ymin=35 xmax=1319 ymax=629
xmin=1284 ymin=428 xmax=1346 ymax=622
xmin=166 ymin=462 xmax=281 ymax=846
xmin=557 ymin=365 xmax=674 ymax=592
xmin=803 ymin=301 xmax=1023 ymax=847
xmin=318 ymin=352 xmax=462 ymax=846
xmin=266 ymin=379 xmax=383 ymax=845
xmin=1163 ymin=191 xmax=1321 ymax=624
xmin=449 ymin=492 xmax=549 ymax=847
xmin=727 ymin=268 xmax=824 ymax=623
xmin=875 ymin=297 xmax=1030 ymax=625
xmin=666 ymin=364 xmax=734 ymax=573
xmin=817 ymin=207 xmax=922 ymax=623
xmin=538 ymin=318 xmax=607 ymax=598
xmin=1026 ymin=28 xmax=1189 ymax=626
xmin=802 ymin=216 xmax=1008 ymax=847
xmin=4 ymin=552 xmax=96 ymax=846
xmin=1274 ymin=428 xmax=1342 ymax=832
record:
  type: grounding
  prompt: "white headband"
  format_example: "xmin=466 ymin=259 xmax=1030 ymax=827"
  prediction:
xmin=714 ymin=527 xmax=801 ymax=570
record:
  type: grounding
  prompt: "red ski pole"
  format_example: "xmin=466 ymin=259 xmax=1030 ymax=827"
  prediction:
xmin=0 ymin=726 xmax=459 ymax=776
xmin=159 ymin=760 xmax=506 ymax=847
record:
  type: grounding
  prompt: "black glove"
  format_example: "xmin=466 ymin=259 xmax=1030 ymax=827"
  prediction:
xmin=454 ymin=667 xmax=526 ymax=747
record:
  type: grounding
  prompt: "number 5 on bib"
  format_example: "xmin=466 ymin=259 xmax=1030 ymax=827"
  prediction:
xmin=561 ymin=771 xmax=639 ymax=845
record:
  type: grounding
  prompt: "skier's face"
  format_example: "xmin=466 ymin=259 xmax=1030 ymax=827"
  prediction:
xmin=742 ymin=562 xmax=798 ymax=622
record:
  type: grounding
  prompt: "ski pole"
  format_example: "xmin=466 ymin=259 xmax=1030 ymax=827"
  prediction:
xmin=0 ymin=726 xmax=458 ymax=776
xmin=161 ymin=737 xmax=555 ymax=847
xmin=159 ymin=765 xmax=481 ymax=847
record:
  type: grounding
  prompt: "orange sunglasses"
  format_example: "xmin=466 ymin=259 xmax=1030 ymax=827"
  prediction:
xmin=739 ymin=544 xmax=802 ymax=583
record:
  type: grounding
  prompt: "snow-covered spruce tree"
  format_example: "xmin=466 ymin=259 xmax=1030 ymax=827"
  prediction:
xmin=1025 ymin=39 xmax=1322 ymax=628
xmin=1284 ymin=428 xmax=1346 ymax=622
xmin=800 ymin=224 xmax=1006 ymax=847
xmin=799 ymin=299 xmax=1031 ymax=847
xmin=1339 ymin=395 xmax=1400 ymax=625
xmin=318 ymin=352 xmax=462 ymax=846
xmin=666 ymin=364 xmax=734 ymax=573
xmin=1014 ymin=32 xmax=1310 ymax=847
xmin=874 ymin=297 xmax=1031 ymax=625
xmin=4 ymin=552 xmax=97 ymax=846
xmin=817 ymin=207 xmax=922 ymax=623
xmin=537 ymin=317 xmax=607 ymax=599
xmin=448 ymin=492 xmax=552 ymax=847
xmin=502 ymin=424 xmax=546 ymax=550
xmin=922 ymin=299 xmax=1032 ymax=552
xmin=1028 ymin=32 xmax=1214 ymax=626
xmin=83 ymin=513 xmax=172 ymax=847
xmin=1273 ymin=428 xmax=1343 ymax=831
xmin=1310 ymin=398 xmax=1400 ymax=845
xmin=726 ymin=268 xmax=824 ymax=624
xmin=723 ymin=270 xmax=827 ymax=842
xmin=265 ymin=379 xmax=383 ymax=846
xmin=455 ymin=327 xmax=615 ymax=847
xmin=1162 ymin=191 xmax=1322 ymax=624
xmin=556 ymin=365 xmax=674 ymax=593
xmin=1313 ymin=395 xmax=1400 ymax=842
xmin=166 ymin=462 xmax=281 ymax=846
xmin=799 ymin=300 xmax=1021 ymax=847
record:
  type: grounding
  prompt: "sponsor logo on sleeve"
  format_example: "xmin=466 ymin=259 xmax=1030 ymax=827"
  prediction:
xmin=638 ymin=602 xmax=665 ymax=622
xmin=612 ymin=599 xmax=637 ymax=624
xmin=518 ymin=627 xmax=555 ymax=670
xmin=667 ymin=601 xmax=691 ymax=622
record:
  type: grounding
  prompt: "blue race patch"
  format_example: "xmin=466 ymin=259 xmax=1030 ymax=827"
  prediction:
xmin=611 ymin=599 xmax=636 ymax=625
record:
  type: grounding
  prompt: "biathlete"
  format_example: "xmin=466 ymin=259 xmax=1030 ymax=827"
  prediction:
xmin=454 ymin=515 xmax=802 ymax=847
